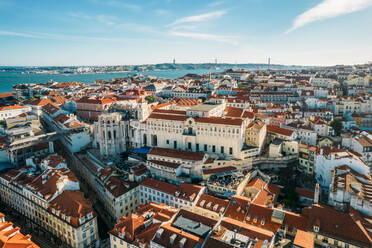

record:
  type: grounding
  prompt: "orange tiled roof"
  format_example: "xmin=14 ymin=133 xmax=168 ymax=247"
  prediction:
xmin=48 ymin=190 xmax=95 ymax=228
xmin=293 ymin=230 xmax=314 ymax=248
xmin=304 ymin=204 xmax=372 ymax=247
xmin=0 ymin=222 xmax=40 ymax=248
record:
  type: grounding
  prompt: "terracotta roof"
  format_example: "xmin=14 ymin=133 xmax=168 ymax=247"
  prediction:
xmin=149 ymin=147 xmax=205 ymax=161
xmin=196 ymin=194 xmax=229 ymax=214
xmin=296 ymin=188 xmax=314 ymax=199
xmin=148 ymin=160 xmax=180 ymax=169
xmin=148 ymin=113 xmax=188 ymax=121
xmin=43 ymin=154 xmax=66 ymax=168
xmin=0 ymin=222 xmax=40 ymax=248
xmin=48 ymin=190 xmax=95 ymax=228
xmin=245 ymin=203 xmax=308 ymax=233
xmin=224 ymin=196 xmax=250 ymax=221
xmin=203 ymin=166 xmax=237 ymax=175
xmin=267 ymin=125 xmax=294 ymax=136
xmin=0 ymin=93 xmax=13 ymax=98
xmin=173 ymin=98 xmax=202 ymax=107
xmin=305 ymin=204 xmax=372 ymax=247
xmin=195 ymin=116 xmax=243 ymax=126
xmin=151 ymin=102 xmax=171 ymax=110
xmin=175 ymin=208 xmax=218 ymax=228
xmin=152 ymin=223 xmax=202 ymax=248
xmin=0 ymin=105 xmax=26 ymax=111
xmin=356 ymin=135 xmax=372 ymax=147
xmin=77 ymin=96 xmax=115 ymax=105
xmin=224 ymin=106 xmax=243 ymax=118
xmin=25 ymin=99 xmax=53 ymax=106
xmin=221 ymin=217 xmax=274 ymax=242
xmin=42 ymin=103 xmax=61 ymax=115
xmin=140 ymin=178 xmax=203 ymax=202
xmin=293 ymin=230 xmax=314 ymax=248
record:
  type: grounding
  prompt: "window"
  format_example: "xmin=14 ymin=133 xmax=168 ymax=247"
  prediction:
xmin=229 ymin=147 xmax=233 ymax=155
xmin=174 ymin=141 xmax=177 ymax=149
xmin=212 ymin=145 xmax=216 ymax=152
xmin=188 ymin=142 xmax=192 ymax=149
xmin=204 ymin=144 xmax=208 ymax=152
xmin=166 ymin=140 xmax=169 ymax=145
xmin=196 ymin=143 xmax=199 ymax=151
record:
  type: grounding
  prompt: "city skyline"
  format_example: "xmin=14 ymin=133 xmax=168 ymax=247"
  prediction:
xmin=0 ymin=0 xmax=372 ymax=66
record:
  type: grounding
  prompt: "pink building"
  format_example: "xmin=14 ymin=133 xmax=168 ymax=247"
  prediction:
xmin=76 ymin=96 xmax=115 ymax=122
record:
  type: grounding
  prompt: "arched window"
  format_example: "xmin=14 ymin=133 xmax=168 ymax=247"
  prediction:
xmin=188 ymin=127 xmax=193 ymax=135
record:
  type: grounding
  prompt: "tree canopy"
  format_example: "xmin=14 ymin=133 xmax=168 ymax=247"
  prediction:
xmin=330 ymin=118 xmax=343 ymax=136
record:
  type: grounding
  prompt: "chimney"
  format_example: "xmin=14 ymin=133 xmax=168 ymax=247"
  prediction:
xmin=49 ymin=141 xmax=54 ymax=153
xmin=314 ymin=183 xmax=320 ymax=204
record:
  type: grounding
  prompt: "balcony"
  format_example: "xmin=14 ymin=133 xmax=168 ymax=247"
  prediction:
xmin=182 ymin=130 xmax=196 ymax=136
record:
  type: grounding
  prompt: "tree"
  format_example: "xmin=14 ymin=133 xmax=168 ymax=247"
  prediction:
xmin=145 ymin=95 xmax=156 ymax=104
xmin=330 ymin=118 xmax=343 ymax=136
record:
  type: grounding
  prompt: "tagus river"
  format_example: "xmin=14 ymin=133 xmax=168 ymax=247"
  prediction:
xmin=0 ymin=68 xmax=223 ymax=93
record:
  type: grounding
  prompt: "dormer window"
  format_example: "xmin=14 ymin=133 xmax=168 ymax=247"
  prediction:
xmin=79 ymin=216 xmax=86 ymax=225
xmin=156 ymin=228 xmax=164 ymax=239
xmin=253 ymin=216 xmax=258 ymax=223
xmin=87 ymin=212 xmax=93 ymax=219
xmin=213 ymin=204 xmax=219 ymax=212
xmin=313 ymin=225 xmax=319 ymax=233
xmin=170 ymin=233 xmax=177 ymax=245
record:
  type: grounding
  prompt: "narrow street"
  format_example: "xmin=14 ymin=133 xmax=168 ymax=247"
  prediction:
xmin=0 ymin=204 xmax=62 ymax=248
xmin=54 ymin=140 xmax=112 ymax=242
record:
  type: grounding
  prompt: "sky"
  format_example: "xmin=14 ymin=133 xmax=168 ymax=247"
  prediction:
xmin=0 ymin=0 xmax=372 ymax=66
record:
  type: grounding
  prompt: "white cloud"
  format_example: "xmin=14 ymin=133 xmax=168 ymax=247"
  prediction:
xmin=0 ymin=30 xmax=131 ymax=42
xmin=96 ymin=15 xmax=117 ymax=26
xmin=106 ymin=0 xmax=141 ymax=11
xmin=169 ymin=10 xmax=226 ymax=26
xmin=154 ymin=9 xmax=168 ymax=16
xmin=208 ymin=1 xmax=225 ymax=8
xmin=0 ymin=30 xmax=42 ymax=38
xmin=68 ymin=12 xmax=91 ymax=20
xmin=169 ymin=31 xmax=238 ymax=45
xmin=286 ymin=0 xmax=372 ymax=33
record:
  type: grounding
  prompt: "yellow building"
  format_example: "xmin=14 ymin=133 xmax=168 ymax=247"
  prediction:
xmin=0 ymin=166 xmax=99 ymax=248
xmin=298 ymin=143 xmax=316 ymax=175
xmin=245 ymin=119 xmax=267 ymax=154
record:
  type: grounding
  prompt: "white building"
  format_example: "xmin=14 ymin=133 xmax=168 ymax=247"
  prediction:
xmin=146 ymin=147 xmax=208 ymax=183
xmin=310 ymin=77 xmax=334 ymax=87
xmin=328 ymin=165 xmax=372 ymax=216
xmin=139 ymin=177 xmax=205 ymax=209
xmin=342 ymin=132 xmax=372 ymax=165
xmin=0 ymin=163 xmax=99 ymax=248
xmin=143 ymin=109 xmax=247 ymax=159
xmin=42 ymin=104 xmax=91 ymax=153
xmin=0 ymin=105 xmax=31 ymax=120
xmin=314 ymin=147 xmax=370 ymax=189
xmin=93 ymin=112 xmax=127 ymax=157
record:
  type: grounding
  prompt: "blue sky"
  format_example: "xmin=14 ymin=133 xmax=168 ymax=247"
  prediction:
xmin=0 ymin=0 xmax=371 ymax=66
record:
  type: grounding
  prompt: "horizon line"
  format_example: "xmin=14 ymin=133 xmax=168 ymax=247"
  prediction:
xmin=1 ymin=61 xmax=370 ymax=68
